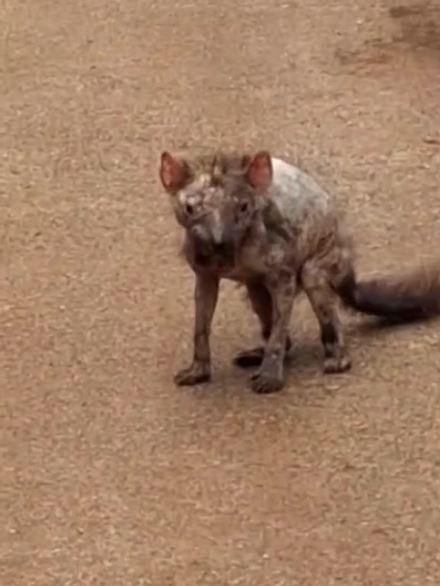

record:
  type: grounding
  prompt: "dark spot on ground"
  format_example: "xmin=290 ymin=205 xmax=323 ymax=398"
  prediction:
xmin=335 ymin=2 xmax=440 ymax=75
xmin=389 ymin=5 xmax=425 ymax=19
xmin=389 ymin=2 xmax=440 ymax=51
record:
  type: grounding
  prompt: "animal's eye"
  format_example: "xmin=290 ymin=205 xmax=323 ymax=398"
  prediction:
xmin=239 ymin=201 xmax=249 ymax=213
xmin=185 ymin=203 xmax=194 ymax=215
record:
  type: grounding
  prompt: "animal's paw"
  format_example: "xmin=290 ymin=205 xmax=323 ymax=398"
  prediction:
xmin=233 ymin=347 xmax=265 ymax=368
xmin=250 ymin=370 xmax=284 ymax=394
xmin=324 ymin=355 xmax=351 ymax=374
xmin=234 ymin=337 xmax=294 ymax=369
xmin=174 ymin=362 xmax=211 ymax=386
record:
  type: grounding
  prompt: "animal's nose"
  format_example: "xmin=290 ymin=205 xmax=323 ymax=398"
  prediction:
xmin=191 ymin=225 xmax=210 ymax=246
xmin=212 ymin=241 xmax=228 ymax=255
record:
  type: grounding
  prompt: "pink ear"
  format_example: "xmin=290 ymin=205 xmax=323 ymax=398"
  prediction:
xmin=159 ymin=152 xmax=190 ymax=194
xmin=245 ymin=151 xmax=273 ymax=191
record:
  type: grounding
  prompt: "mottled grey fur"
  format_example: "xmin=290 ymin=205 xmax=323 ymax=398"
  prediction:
xmin=159 ymin=150 xmax=440 ymax=394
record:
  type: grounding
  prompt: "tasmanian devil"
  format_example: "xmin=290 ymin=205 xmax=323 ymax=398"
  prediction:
xmin=159 ymin=150 xmax=440 ymax=394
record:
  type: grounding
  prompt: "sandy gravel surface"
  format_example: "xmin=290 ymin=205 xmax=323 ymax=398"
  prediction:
xmin=2 ymin=0 xmax=440 ymax=584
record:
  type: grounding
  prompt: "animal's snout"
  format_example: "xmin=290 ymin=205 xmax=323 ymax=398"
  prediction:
xmin=190 ymin=223 xmax=234 ymax=262
xmin=190 ymin=220 xmax=229 ymax=248
xmin=190 ymin=225 xmax=212 ymax=249
xmin=212 ymin=241 xmax=229 ymax=255
xmin=190 ymin=226 xmax=214 ymax=265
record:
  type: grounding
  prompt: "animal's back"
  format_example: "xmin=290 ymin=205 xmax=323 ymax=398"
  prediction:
xmin=270 ymin=157 xmax=331 ymax=228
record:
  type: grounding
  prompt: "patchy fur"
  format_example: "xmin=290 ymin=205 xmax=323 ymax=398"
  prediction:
xmin=159 ymin=149 xmax=440 ymax=394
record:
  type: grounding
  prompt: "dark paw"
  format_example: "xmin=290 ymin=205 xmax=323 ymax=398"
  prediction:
xmin=250 ymin=371 xmax=284 ymax=394
xmin=174 ymin=363 xmax=211 ymax=386
xmin=323 ymin=355 xmax=351 ymax=374
xmin=233 ymin=347 xmax=265 ymax=368
xmin=234 ymin=337 xmax=293 ymax=369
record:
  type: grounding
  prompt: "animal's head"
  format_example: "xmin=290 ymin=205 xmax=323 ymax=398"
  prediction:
xmin=159 ymin=150 xmax=273 ymax=262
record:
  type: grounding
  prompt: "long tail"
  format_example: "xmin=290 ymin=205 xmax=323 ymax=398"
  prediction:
xmin=335 ymin=263 xmax=440 ymax=322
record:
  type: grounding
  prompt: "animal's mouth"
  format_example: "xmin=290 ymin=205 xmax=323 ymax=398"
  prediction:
xmin=193 ymin=241 xmax=235 ymax=268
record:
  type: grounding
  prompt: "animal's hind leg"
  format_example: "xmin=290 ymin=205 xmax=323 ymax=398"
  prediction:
xmin=234 ymin=281 xmax=292 ymax=368
xmin=301 ymin=260 xmax=351 ymax=374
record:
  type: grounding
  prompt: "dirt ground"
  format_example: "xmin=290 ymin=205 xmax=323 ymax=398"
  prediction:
xmin=2 ymin=0 xmax=440 ymax=584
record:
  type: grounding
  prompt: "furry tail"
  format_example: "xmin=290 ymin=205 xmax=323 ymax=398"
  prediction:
xmin=335 ymin=263 xmax=440 ymax=322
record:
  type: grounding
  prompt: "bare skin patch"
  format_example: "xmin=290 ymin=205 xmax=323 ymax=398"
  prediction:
xmin=159 ymin=150 xmax=440 ymax=394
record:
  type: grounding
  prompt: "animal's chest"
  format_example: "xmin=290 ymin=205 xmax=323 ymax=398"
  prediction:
xmin=188 ymin=250 xmax=264 ymax=282
xmin=186 ymin=237 xmax=295 ymax=283
xmin=223 ymin=243 xmax=290 ymax=282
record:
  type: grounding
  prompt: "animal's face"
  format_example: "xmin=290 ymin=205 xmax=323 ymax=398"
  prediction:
xmin=159 ymin=151 xmax=273 ymax=264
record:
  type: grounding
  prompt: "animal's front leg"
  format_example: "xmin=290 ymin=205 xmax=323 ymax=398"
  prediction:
xmin=250 ymin=276 xmax=296 ymax=394
xmin=233 ymin=280 xmax=293 ymax=368
xmin=174 ymin=273 xmax=219 ymax=386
